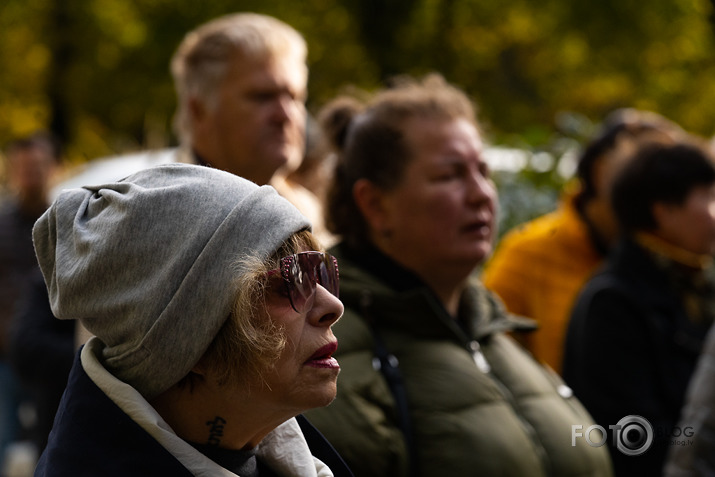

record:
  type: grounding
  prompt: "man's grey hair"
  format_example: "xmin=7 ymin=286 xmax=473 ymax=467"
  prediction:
xmin=170 ymin=13 xmax=308 ymax=145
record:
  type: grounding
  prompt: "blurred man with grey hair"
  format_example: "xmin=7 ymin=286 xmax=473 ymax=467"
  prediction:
xmin=170 ymin=13 xmax=329 ymax=242
xmin=55 ymin=12 xmax=330 ymax=244
xmin=171 ymin=13 xmax=308 ymax=187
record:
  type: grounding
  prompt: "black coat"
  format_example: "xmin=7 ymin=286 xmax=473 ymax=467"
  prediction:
xmin=36 ymin=349 xmax=353 ymax=476
xmin=564 ymin=238 xmax=712 ymax=477
xmin=9 ymin=267 xmax=75 ymax=452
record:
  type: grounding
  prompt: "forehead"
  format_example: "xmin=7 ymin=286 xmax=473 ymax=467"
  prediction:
xmin=402 ymin=117 xmax=483 ymax=160
xmin=224 ymin=51 xmax=307 ymax=90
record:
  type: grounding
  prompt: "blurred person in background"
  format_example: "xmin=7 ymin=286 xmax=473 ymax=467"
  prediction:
xmin=170 ymin=11 xmax=330 ymax=243
xmin=481 ymin=109 xmax=686 ymax=374
xmin=0 ymin=132 xmax=60 ymax=473
xmin=32 ymin=164 xmax=351 ymax=476
xmin=54 ymin=12 xmax=331 ymax=245
xmin=171 ymin=12 xmax=306 ymax=187
xmin=9 ymin=266 xmax=76 ymax=457
xmin=665 ymin=322 xmax=715 ymax=477
xmin=288 ymin=115 xmax=336 ymax=232
xmin=563 ymin=139 xmax=715 ymax=476
xmin=288 ymin=115 xmax=332 ymax=203
xmin=304 ymin=74 xmax=613 ymax=477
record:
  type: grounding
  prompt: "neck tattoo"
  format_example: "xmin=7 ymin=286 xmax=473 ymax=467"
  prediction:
xmin=206 ymin=416 xmax=227 ymax=446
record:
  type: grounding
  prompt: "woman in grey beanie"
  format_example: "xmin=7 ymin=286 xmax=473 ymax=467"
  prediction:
xmin=31 ymin=164 xmax=351 ymax=477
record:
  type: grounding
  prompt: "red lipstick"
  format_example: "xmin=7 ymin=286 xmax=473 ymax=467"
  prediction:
xmin=306 ymin=341 xmax=339 ymax=369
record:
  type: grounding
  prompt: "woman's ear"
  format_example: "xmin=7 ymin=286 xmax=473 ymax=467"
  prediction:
xmin=353 ymin=179 xmax=391 ymax=235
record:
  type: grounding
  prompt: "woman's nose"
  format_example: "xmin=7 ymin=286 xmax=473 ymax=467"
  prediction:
xmin=309 ymin=285 xmax=343 ymax=326
xmin=466 ymin=169 xmax=496 ymax=205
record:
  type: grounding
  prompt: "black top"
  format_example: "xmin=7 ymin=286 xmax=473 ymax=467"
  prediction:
xmin=564 ymin=238 xmax=713 ymax=477
xmin=188 ymin=443 xmax=279 ymax=477
xmin=36 ymin=349 xmax=354 ymax=476
xmin=0 ymin=198 xmax=44 ymax=356
xmin=340 ymin=241 xmax=425 ymax=293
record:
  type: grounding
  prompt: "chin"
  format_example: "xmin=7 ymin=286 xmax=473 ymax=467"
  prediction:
xmin=303 ymin=384 xmax=338 ymax=411
xmin=317 ymin=391 xmax=338 ymax=408
xmin=282 ymin=150 xmax=303 ymax=174
xmin=460 ymin=244 xmax=492 ymax=266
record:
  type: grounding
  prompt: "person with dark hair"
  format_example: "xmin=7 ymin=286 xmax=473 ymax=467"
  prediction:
xmin=32 ymin=164 xmax=351 ymax=476
xmin=563 ymin=140 xmax=715 ymax=477
xmin=481 ymin=109 xmax=685 ymax=374
xmin=304 ymin=74 xmax=613 ymax=477
xmin=0 ymin=131 xmax=61 ymax=471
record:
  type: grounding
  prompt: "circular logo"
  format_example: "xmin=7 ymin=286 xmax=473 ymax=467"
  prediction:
xmin=615 ymin=415 xmax=653 ymax=456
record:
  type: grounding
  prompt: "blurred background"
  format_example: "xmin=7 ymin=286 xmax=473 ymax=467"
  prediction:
xmin=2 ymin=0 xmax=715 ymax=233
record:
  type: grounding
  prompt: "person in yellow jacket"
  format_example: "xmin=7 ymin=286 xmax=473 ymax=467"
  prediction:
xmin=482 ymin=109 xmax=685 ymax=373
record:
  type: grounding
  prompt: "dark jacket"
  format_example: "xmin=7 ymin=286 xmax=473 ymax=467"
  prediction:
xmin=564 ymin=238 xmax=712 ymax=477
xmin=665 ymin=323 xmax=715 ymax=476
xmin=36 ymin=347 xmax=353 ymax=476
xmin=9 ymin=267 xmax=75 ymax=453
xmin=0 ymin=198 xmax=43 ymax=356
xmin=305 ymin=243 xmax=613 ymax=477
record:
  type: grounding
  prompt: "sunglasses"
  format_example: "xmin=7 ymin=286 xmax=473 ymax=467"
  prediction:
xmin=267 ymin=251 xmax=339 ymax=313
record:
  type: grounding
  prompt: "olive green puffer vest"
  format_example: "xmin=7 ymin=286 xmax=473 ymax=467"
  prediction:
xmin=305 ymin=245 xmax=613 ymax=477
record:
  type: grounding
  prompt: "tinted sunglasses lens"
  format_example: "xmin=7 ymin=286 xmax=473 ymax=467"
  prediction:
xmin=284 ymin=253 xmax=339 ymax=313
xmin=286 ymin=256 xmax=313 ymax=313
xmin=319 ymin=255 xmax=339 ymax=298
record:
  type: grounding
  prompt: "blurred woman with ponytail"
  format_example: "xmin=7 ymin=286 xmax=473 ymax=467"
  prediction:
xmin=304 ymin=74 xmax=614 ymax=477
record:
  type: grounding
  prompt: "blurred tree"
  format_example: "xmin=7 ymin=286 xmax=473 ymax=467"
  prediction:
xmin=336 ymin=0 xmax=421 ymax=79
xmin=0 ymin=0 xmax=54 ymax=140
xmin=1 ymin=0 xmax=714 ymax=228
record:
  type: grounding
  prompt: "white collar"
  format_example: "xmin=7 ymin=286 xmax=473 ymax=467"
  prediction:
xmin=81 ymin=338 xmax=332 ymax=477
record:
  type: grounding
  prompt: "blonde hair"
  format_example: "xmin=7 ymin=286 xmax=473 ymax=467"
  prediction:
xmin=190 ymin=229 xmax=320 ymax=388
xmin=170 ymin=13 xmax=307 ymax=145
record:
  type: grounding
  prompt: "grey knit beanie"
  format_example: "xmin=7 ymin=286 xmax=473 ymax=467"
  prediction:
xmin=33 ymin=163 xmax=310 ymax=399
